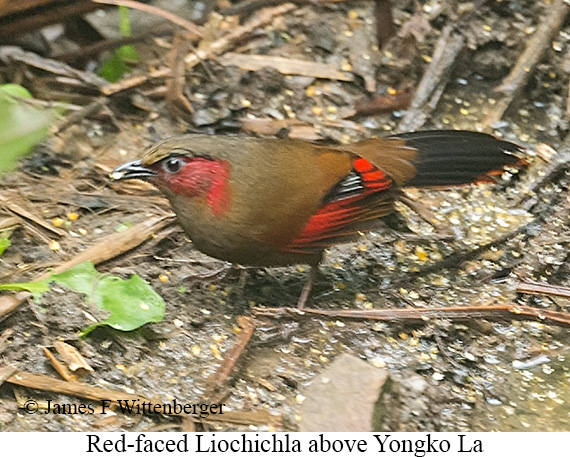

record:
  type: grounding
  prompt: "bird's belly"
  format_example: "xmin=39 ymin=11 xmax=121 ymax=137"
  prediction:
xmin=175 ymin=212 xmax=318 ymax=267
xmin=192 ymin=231 xmax=317 ymax=267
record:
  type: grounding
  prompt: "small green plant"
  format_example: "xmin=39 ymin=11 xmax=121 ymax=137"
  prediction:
xmin=99 ymin=6 xmax=141 ymax=82
xmin=0 ymin=231 xmax=11 ymax=256
xmin=0 ymin=261 xmax=165 ymax=333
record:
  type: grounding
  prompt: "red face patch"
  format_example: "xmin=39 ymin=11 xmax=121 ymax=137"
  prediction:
xmin=159 ymin=157 xmax=231 ymax=216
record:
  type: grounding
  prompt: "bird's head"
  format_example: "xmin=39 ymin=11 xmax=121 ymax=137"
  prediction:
xmin=110 ymin=136 xmax=231 ymax=216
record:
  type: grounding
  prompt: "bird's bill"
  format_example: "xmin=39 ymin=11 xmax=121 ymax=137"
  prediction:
xmin=110 ymin=160 xmax=158 ymax=181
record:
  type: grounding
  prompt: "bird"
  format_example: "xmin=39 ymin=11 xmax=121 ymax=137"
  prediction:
xmin=110 ymin=130 xmax=526 ymax=308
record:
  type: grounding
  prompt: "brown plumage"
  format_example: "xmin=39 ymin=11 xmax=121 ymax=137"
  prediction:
xmin=111 ymin=130 xmax=525 ymax=307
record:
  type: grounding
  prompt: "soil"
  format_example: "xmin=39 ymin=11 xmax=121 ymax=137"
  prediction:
xmin=1 ymin=0 xmax=570 ymax=432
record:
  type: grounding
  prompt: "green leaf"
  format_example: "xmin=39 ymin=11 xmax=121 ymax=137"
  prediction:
xmin=0 ymin=231 xmax=11 ymax=256
xmin=0 ymin=84 xmax=33 ymax=98
xmin=0 ymin=260 xmax=165 ymax=332
xmin=0 ymin=280 xmax=50 ymax=294
xmin=117 ymin=45 xmax=140 ymax=64
xmin=98 ymin=52 xmax=131 ymax=83
xmin=98 ymin=6 xmax=140 ymax=82
xmin=51 ymin=261 xmax=99 ymax=296
xmin=0 ymin=89 xmax=57 ymax=174
xmin=93 ymin=275 xmax=165 ymax=331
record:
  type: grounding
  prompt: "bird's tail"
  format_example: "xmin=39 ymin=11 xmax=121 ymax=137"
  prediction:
xmin=392 ymin=130 xmax=527 ymax=187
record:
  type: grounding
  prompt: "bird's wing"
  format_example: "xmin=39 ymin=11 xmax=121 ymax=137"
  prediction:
xmin=283 ymin=138 xmax=417 ymax=253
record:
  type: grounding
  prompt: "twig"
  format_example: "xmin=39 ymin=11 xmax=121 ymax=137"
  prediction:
xmin=204 ymin=316 xmax=256 ymax=402
xmin=53 ymin=98 xmax=109 ymax=134
xmin=219 ymin=0 xmax=358 ymax=16
xmin=393 ymin=220 xmax=529 ymax=286
xmin=398 ymin=192 xmax=453 ymax=235
xmin=219 ymin=53 xmax=354 ymax=81
xmin=0 ymin=195 xmax=66 ymax=238
xmin=166 ymin=31 xmax=194 ymax=120
xmin=4 ymin=48 xmax=107 ymax=88
xmin=0 ymin=365 xmax=19 ymax=387
xmin=482 ymin=0 xmax=570 ymax=129
xmin=92 ymin=0 xmax=204 ymax=37
xmin=252 ymin=303 xmax=570 ymax=327
xmin=0 ymin=217 xmax=20 ymax=231
xmin=3 ymin=367 xmax=280 ymax=426
xmin=43 ymin=347 xmax=76 ymax=382
xmin=515 ymin=150 xmax=570 ymax=207
xmin=53 ymin=341 xmax=94 ymax=373
xmin=100 ymin=69 xmax=170 ymax=96
xmin=184 ymin=4 xmax=296 ymax=69
xmin=398 ymin=24 xmax=465 ymax=132
xmin=516 ymin=281 xmax=570 ymax=299
xmin=6 ymin=369 xmax=147 ymax=403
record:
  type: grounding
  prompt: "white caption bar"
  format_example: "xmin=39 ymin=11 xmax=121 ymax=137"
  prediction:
xmin=0 ymin=432 xmax=563 ymax=456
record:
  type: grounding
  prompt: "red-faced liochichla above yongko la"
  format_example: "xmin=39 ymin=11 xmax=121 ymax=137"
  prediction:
xmin=111 ymin=130 xmax=526 ymax=308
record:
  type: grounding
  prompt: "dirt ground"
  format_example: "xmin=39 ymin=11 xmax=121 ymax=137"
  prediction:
xmin=1 ymin=0 xmax=570 ymax=432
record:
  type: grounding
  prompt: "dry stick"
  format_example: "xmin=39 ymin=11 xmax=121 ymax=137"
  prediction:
xmin=0 ymin=215 xmax=175 ymax=320
xmin=53 ymin=98 xmax=109 ymax=134
xmin=92 ymin=0 xmax=204 ymax=37
xmin=5 ymin=48 xmax=107 ymax=88
xmin=397 ymin=24 xmax=465 ymax=132
xmin=53 ymin=341 xmax=94 ymax=373
xmin=183 ymin=3 xmax=296 ymax=68
xmin=481 ymin=0 xmax=570 ymax=130
xmin=0 ymin=216 xmax=20 ymax=231
xmin=3 ymin=368 xmax=280 ymax=426
xmin=7 ymin=369 xmax=146 ymax=403
xmin=204 ymin=316 xmax=256 ymax=402
xmin=389 ymin=211 xmax=549 ymax=289
xmin=42 ymin=348 xmax=76 ymax=382
xmin=0 ymin=365 xmax=19 ymax=386
xmin=252 ymin=304 xmax=570 ymax=327
xmin=166 ymin=32 xmax=195 ymax=119
xmin=219 ymin=0 xmax=359 ymax=16
xmin=516 ymin=150 xmax=570 ymax=207
xmin=516 ymin=281 xmax=570 ymax=299
xmin=56 ymin=25 xmax=173 ymax=63
xmin=100 ymin=3 xmax=296 ymax=95
xmin=219 ymin=53 xmax=354 ymax=81
xmin=0 ymin=195 xmax=65 ymax=238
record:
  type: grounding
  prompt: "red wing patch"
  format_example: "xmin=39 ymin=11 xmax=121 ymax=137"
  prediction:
xmin=285 ymin=158 xmax=395 ymax=253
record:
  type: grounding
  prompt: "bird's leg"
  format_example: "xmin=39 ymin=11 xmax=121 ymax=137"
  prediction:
xmin=296 ymin=254 xmax=323 ymax=309
xmin=296 ymin=266 xmax=318 ymax=309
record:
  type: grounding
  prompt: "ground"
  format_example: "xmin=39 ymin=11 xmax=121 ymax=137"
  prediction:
xmin=1 ymin=0 xmax=570 ymax=432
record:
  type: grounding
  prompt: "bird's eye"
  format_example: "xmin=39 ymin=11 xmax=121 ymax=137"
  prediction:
xmin=163 ymin=157 xmax=183 ymax=174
